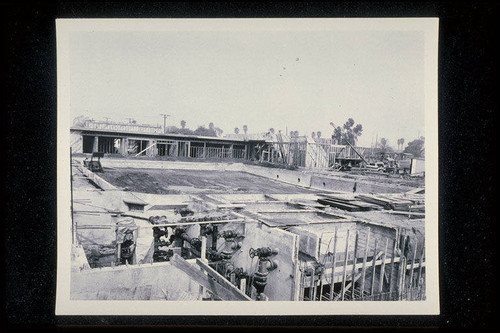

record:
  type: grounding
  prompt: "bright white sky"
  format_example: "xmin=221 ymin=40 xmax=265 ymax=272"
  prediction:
xmin=69 ymin=28 xmax=425 ymax=148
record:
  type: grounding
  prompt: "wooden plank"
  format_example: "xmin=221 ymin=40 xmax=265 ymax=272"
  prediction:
xmin=257 ymin=209 xmax=318 ymax=213
xmin=388 ymin=238 xmax=397 ymax=294
xmin=396 ymin=234 xmax=407 ymax=300
xmin=360 ymin=228 xmax=371 ymax=299
xmin=409 ymin=240 xmax=418 ymax=288
xmin=351 ymin=231 xmax=359 ymax=300
xmin=195 ymin=258 xmax=252 ymax=301
xmin=169 ymin=254 xmax=251 ymax=301
xmin=217 ymin=204 xmax=247 ymax=209
xmin=417 ymin=246 xmax=425 ymax=291
xmin=378 ymin=238 xmax=389 ymax=294
xmin=314 ymin=255 xmax=402 ymax=281
xmin=370 ymin=239 xmax=378 ymax=296
xmin=319 ymin=195 xmax=379 ymax=210
xmin=385 ymin=211 xmax=425 ymax=217
xmin=317 ymin=199 xmax=364 ymax=212
xmin=400 ymin=257 xmax=407 ymax=300
xmin=328 ymin=227 xmax=338 ymax=301
xmin=340 ymin=229 xmax=350 ymax=301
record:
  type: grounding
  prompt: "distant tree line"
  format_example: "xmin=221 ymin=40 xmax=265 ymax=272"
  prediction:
xmin=376 ymin=136 xmax=425 ymax=158
xmin=167 ymin=121 xmax=223 ymax=137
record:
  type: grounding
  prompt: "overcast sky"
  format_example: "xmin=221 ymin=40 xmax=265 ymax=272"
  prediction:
xmin=69 ymin=28 xmax=425 ymax=147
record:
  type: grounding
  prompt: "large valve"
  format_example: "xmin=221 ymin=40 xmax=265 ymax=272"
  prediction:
xmin=249 ymin=247 xmax=278 ymax=259
xmin=248 ymin=247 xmax=279 ymax=301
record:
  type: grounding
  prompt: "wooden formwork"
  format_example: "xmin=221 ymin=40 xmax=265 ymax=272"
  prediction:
xmin=297 ymin=226 xmax=425 ymax=301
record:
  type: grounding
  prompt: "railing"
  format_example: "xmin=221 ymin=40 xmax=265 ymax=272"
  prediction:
xmin=83 ymin=120 xmax=163 ymax=134
xmin=190 ymin=147 xmax=245 ymax=159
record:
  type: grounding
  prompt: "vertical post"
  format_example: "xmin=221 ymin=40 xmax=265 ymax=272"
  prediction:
xmin=116 ymin=243 xmax=121 ymax=266
xmin=240 ymin=278 xmax=247 ymax=295
xmin=329 ymin=227 xmax=338 ymax=301
xmin=340 ymin=229 xmax=350 ymax=301
xmin=311 ymin=269 xmax=318 ymax=301
xmin=300 ymin=266 xmax=305 ymax=301
xmin=211 ymin=225 xmax=218 ymax=251
xmin=203 ymin=142 xmax=207 ymax=158
xmin=360 ymin=228 xmax=371 ymax=300
xmin=388 ymin=238 xmax=397 ymax=297
xmin=417 ymin=246 xmax=425 ymax=299
xmin=409 ymin=240 xmax=418 ymax=289
xmin=369 ymin=238 xmax=378 ymax=298
xmin=93 ymin=136 xmax=99 ymax=152
xmin=400 ymin=257 xmax=407 ymax=300
xmin=318 ymin=273 xmax=323 ymax=301
xmin=200 ymin=236 xmax=207 ymax=262
xmin=308 ymin=268 xmax=314 ymax=301
xmin=396 ymin=234 xmax=406 ymax=297
xmin=120 ymin=137 xmax=127 ymax=155
xmin=351 ymin=231 xmax=359 ymax=300
xmin=378 ymin=238 xmax=389 ymax=296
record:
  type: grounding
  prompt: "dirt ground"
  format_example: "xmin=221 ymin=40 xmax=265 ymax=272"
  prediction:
xmin=98 ymin=167 xmax=316 ymax=194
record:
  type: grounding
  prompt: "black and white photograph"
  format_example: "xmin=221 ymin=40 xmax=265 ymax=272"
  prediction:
xmin=56 ymin=18 xmax=439 ymax=315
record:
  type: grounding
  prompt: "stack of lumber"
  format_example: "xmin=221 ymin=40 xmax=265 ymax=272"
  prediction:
xmin=317 ymin=193 xmax=381 ymax=212
xmin=355 ymin=194 xmax=414 ymax=210
xmin=356 ymin=193 xmax=425 ymax=217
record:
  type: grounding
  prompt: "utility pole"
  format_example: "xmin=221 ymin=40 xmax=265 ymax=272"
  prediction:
xmin=160 ymin=114 xmax=170 ymax=134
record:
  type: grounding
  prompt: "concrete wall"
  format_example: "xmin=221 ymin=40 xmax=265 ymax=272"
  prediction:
xmin=71 ymin=261 xmax=199 ymax=300
xmin=78 ymin=164 xmax=117 ymax=191
xmin=96 ymin=158 xmax=240 ymax=171
xmin=227 ymin=222 xmax=300 ymax=301
xmin=243 ymin=164 xmax=312 ymax=188
xmin=310 ymin=175 xmax=411 ymax=194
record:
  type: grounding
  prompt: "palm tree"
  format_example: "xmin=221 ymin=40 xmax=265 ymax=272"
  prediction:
xmin=234 ymin=127 xmax=240 ymax=134
xmin=180 ymin=120 xmax=186 ymax=129
xmin=316 ymin=131 xmax=322 ymax=139
xmin=380 ymin=138 xmax=388 ymax=151
xmin=243 ymin=125 xmax=248 ymax=135
xmin=269 ymin=128 xmax=275 ymax=134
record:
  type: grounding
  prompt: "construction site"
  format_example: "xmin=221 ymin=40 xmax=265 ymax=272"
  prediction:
xmin=69 ymin=119 xmax=426 ymax=302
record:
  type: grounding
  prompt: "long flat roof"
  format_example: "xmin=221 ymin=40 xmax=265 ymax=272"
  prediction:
xmin=71 ymin=126 xmax=265 ymax=144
